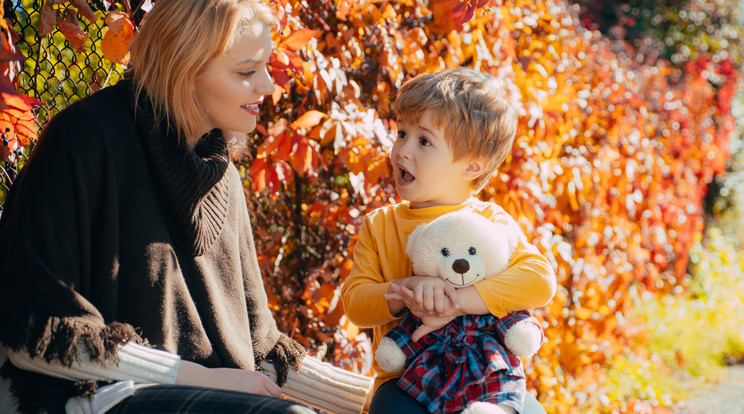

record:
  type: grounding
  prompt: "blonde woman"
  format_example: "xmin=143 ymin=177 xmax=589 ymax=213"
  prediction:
xmin=0 ymin=0 xmax=314 ymax=412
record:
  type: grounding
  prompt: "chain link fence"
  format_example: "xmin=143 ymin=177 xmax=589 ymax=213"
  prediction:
xmin=0 ymin=0 xmax=124 ymax=212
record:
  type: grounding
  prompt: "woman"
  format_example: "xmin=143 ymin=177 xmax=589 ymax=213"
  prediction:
xmin=0 ymin=0 xmax=314 ymax=412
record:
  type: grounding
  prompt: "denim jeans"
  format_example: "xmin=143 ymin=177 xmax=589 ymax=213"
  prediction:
xmin=369 ymin=379 xmax=547 ymax=414
xmin=108 ymin=385 xmax=315 ymax=414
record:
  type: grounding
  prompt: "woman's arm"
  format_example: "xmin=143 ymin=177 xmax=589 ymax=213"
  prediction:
xmin=6 ymin=343 xmax=281 ymax=397
xmin=6 ymin=342 xmax=180 ymax=384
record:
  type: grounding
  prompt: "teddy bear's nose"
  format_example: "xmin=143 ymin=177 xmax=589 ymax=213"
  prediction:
xmin=452 ymin=259 xmax=470 ymax=274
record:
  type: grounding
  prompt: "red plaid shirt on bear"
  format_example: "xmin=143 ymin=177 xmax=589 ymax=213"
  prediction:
xmin=387 ymin=310 xmax=539 ymax=413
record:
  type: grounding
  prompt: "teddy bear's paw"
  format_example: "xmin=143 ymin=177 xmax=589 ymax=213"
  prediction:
xmin=462 ymin=402 xmax=516 ymax=414
xmin=504 ymin=319 xmax=543 ymax=358
xmin=375 ymin=337 xmax=406 ymax=372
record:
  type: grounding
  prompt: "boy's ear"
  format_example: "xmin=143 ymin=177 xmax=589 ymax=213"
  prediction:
xmin=462 ymin=158 xmax=487 ymax=180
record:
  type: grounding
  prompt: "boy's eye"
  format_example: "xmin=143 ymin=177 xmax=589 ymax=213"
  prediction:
xmin=239 ymin=71 xmax=256 ymax=77
xmin=397 ymin=131 xmax=407 ymax=140
xmin=469 ymin=247 xmax=477 ymax=255
xmin=418 ymin=137 xmax=430 ymax=146
xmin=441 ymin=248 xmax=450 ymax=257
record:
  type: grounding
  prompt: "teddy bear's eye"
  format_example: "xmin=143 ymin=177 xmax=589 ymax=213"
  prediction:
xmin=469 ymin=247 xmax=477 ymax=255
xmin=441 ymin=248 xmax=450 ymax=257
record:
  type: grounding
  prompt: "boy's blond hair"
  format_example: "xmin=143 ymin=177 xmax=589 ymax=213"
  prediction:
xmin=393 ymin=67 xmax=518 ymax=191
xmin=129 ymin=0 xmax=276 ymax=142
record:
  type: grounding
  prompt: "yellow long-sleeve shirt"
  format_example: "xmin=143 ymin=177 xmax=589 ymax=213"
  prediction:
xmin=340 ymin=198 xmax=557 ymax=392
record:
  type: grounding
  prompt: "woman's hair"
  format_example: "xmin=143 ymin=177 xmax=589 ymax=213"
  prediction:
xmin=394 ymin=67 xmax=518 ymax=191
xmin=128 ymin=0 xmax=276 ymax=141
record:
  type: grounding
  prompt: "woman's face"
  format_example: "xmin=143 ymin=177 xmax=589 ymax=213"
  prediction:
xmin=194 ymin=21 xmax=275 ymax=138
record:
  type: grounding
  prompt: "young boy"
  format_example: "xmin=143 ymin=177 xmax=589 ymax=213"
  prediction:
xmin=340 ymin=68 xmax=556 ymax=414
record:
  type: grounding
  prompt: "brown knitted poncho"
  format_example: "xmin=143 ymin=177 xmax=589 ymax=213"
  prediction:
xmin=0 ymin=79 xmax=304 ymax=413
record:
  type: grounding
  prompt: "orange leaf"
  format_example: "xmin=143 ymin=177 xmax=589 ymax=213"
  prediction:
xmin=102 ymin=12 xmax=134 ymax=64
xmin=290 ymin=137 xmax=316 ymax=176
xmin=268 ymin=118 xmax=288 ymax=137
xmin=290 ymin=110 xmax=327 ymax=130
xmin=56 ymin=9 xmax=89 ymax=52
xmin=271 ymin=84 xmax=284 ymax=105
xmin=279 ymin=29 xmax=321 ymax=51
xmin=341 ymin=316 xmax=359 ymax=340
xmin=336 ymin=0 xmax=352 ymax=20
xmin=104 ymin=11 xmax=133 ymax=35
xmin=0 ymin=92 xmax=42 ymax=147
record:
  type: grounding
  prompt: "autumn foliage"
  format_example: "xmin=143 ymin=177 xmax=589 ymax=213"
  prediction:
xmin=0 ymin=0 xmax=741 ymax=412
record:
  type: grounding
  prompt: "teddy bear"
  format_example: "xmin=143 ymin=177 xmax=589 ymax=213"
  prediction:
xmin=375 ymin=210 xmax=544 ymax=414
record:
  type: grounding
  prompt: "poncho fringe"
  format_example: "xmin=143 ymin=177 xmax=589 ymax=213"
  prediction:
xmin=0 ymin=311 xmax=144 ymax=413
xmin=256 ymin=333 xmax=306 ymax=387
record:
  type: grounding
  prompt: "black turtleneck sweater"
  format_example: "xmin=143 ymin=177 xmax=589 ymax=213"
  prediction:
xmin=0 ymin=79 xmax=303 ymax=413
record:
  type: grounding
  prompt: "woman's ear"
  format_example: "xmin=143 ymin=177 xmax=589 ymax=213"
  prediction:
xmin=462 ymin=157 xmax=487 ymax=181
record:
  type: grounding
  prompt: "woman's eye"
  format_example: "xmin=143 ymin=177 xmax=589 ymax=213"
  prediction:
xmin=239 ymin=71 xmax=255 ymax=77
xmin=441 ymin=248 xmax=450 ymax=257
xmin=469 ymin=247 xmax=477 ymax=255
xmin=397 ymin=131 xmax=407 ymax=139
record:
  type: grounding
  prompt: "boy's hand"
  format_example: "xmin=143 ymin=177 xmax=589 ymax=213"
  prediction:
xmin=385 ymin=277 xmax=460 ymax=317
xmin=411 ymin=314 xmax=456 ymax=342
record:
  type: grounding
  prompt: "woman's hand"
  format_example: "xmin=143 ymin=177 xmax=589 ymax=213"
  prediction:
xmin=385 ymin=277 xmax=461 ymax=317
xmin=176 ymin=360 xmax=282 ymax=397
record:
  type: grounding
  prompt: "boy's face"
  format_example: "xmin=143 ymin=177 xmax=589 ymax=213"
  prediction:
xmin=391 ymin=111 xmax=480 ymax=208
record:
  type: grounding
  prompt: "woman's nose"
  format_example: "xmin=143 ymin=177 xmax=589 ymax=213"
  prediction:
xmin=258 ymin=67 xmax=276 ymax=96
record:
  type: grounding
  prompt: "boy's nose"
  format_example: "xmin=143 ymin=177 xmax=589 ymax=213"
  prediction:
xmin=397 ymin=140 xmax=414 ymax=160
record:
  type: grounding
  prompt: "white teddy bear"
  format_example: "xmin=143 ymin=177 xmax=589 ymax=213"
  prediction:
xmin=375 ymin=210 xmax=544 ymax=414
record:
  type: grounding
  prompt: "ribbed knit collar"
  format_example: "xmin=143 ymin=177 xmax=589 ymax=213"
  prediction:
xmin=396 ymin=197 xmax=477 ymax=220
xmin=118 ymin=79 xmax=230 ymax=256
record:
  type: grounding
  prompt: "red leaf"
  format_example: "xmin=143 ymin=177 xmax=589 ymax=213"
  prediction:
xmin=0 ymin=18 xmax=24 ymax=64
xmin=39 ymin=2 xmax=56 ymax=36
xmin=260 ymin=118 xmax=288 ymax=155
xmin=0 ymin=76 xmax=17 ymax=96
xmin=0 ymin=48 xmax=24 ymax=62
xmin=69 ymin=0 xmax=97 ymax=23
xmin=267 ymin=162 xmax=290 ymax=194
xmin=269 ymin=67 xmax=291 ymax=91
xmin=279 ymin=29 xmax=321 ymax=51
xmin=250 ymin=157 xmax=268 ymax=192
xmin=273 ymin=130 xmax=293 ymax=162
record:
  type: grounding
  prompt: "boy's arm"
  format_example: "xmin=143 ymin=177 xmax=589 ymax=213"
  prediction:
xmin=473 ymin=239 xmax=556 ymax=317
xmin=340 ymin=219 xmax=400 ymax=329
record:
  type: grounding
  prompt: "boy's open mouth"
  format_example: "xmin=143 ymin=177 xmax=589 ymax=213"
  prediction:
xmin=399 ymin=166 xmax=415 ymax=183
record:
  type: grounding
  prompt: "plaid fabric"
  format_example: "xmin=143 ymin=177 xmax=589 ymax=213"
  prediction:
xmin=388 ymin=311 xmax=537 ymax=413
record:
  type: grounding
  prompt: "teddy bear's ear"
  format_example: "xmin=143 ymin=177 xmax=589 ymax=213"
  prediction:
xmin=405 ymin=223 xmax=427 ymax=260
